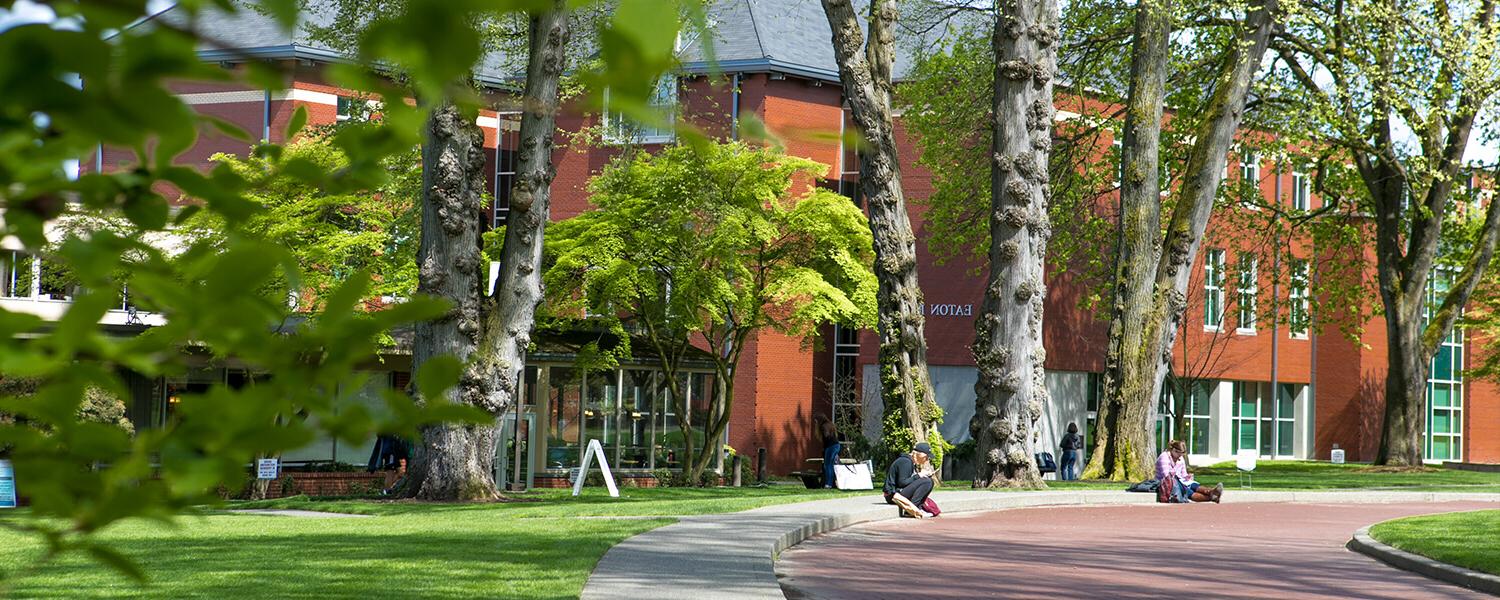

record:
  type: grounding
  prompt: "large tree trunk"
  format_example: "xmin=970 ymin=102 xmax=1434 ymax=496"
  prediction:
xmin=1085 ymin=0 xmax=1276 ymax=480
xmin=970 ymin=0 xmax=1057 ymax=489
xmin=1081 ymin=0 xmax=1171 ymax=482
xmin=404 ymin=99 xmax=497 ymax=500
xmin=821 ymin=0 xmax=938 ymax=453
xmin=405 ymin=2 xmax=570 ymax=500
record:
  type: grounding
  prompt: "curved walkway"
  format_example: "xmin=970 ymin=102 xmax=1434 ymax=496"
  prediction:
xmin=779 ymin=501 xmax=1496 ymax=599
xmin=579 ymin=489 xmax=1500 ymax=600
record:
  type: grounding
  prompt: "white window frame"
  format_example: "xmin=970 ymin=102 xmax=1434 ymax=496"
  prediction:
xmin=1292 ymin=172 xmax=1311 ymax=211
xmin=1204 ymin=248 xmax=1225 ymax=331
xmin=1239 ymin=149 xmax=1262 ymax=209
xmin=1289 ymin=259 xmax=1310 ymax=339
xmin=493 ymin=111 xmax=522 ymax=228
xmin=1237 ymin=254 xmax=1257 ymax=334
xmin=603 ymin=76 xmax=677 ymax=145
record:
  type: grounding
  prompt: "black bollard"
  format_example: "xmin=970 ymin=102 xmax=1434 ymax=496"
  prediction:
xmin=756 ymin=447 xmax=767 ymax=483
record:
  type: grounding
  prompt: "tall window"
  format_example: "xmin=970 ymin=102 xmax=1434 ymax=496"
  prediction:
xmin=1236 ymin=254 xmax=1257 ymax=333
xmin=1425 ymin=272 xmax=1464 ymax=461
xmin=1 ymin=250 xmax=36 ymax=299
xmin=604 ymin=76 xmax=677 ymax=144
xmin=1234 ymin=381 xmax=1298 ymax=458
xmin=1239 ymin=150 xmax=1261 ymax=206
xmin=336 ymin=96 xmax=355 ymax=122
xmin=1182 ymin=380 xmax=1212 ymax=455
xmin=1085 ymin=372 xmax=1102 ymax=456
xmin=1289 ymin=259 xmax=1310 ymax=338
xmin=1113 ymin=139 xmax=1124 ymax=188
xmin=831 ymin=325 xmax=860 ymax=429
xmin=1292 ymin=172 xmax=1311 ymax=210
xmin=493 ymin=112 xmax=521 ymax=228
xmin=1204 ymin=249 xmax=1225 ymax=329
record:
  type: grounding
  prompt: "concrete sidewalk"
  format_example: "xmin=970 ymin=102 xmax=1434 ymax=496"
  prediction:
xmin=579 ymin=489 xmax=1500 ymax=600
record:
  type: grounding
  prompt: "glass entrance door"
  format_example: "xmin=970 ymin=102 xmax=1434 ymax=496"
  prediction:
xmin=496 ymin=412 xmax=536 ymax=490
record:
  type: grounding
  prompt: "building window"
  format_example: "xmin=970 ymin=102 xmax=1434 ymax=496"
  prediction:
xmin=336 ymin=96 xmax=355 ymax=122
xmin=1236 ymin=254 xmax=1257 ymax=333
xmin=1425 ymin=272 xmax=1463 ymax=461
xmin=1204 ymin=248 xmax=1225 ymax=330
xmin=1289 ymin=259 xmax=1310 ymax=339
xmin=1113 ymin=139 xmax=1124 ymax=188
xmin=493 ymin=112 xmax=521 ymax=228
xmin=831 ymin=325 xmax=860 ymax=430
xmin=1292 ymin=172 xmax=1311 ymax=210
xmin=604 ymin=76 xmax=677 ymax=145
xmin=1 ymin=250 xmax=37 ymax=299
xmin=1155 ymin=385 xmax=1174 ymax=455
xmin=1183 ymin=381 xmax=1212 ymax=455
xmin=1234 ymin=381 xmax=1298 ymax=458
xmin=1239 ymin=149 xmax=1261 ymax=207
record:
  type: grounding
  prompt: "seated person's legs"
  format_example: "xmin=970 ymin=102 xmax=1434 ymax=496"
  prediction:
xmin=900 ymin=477 xmax=934 ymax=506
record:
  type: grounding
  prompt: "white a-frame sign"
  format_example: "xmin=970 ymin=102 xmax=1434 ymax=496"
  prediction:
xmin=572 ymin=438 xmax=620 ymax=498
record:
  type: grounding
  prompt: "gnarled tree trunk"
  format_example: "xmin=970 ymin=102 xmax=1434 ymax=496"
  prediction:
xmin=970 ymin=0 xmax=1058 ymax=489
xmin=1085 ymin=0 xmax=1276 ymax=481
xmin=821 ymin=0 xmax=938 ymax=454
xmin=405 ymin=99 xmax=497 ymax=500
xmin=405 ymin=2 xmax=570 ymax=500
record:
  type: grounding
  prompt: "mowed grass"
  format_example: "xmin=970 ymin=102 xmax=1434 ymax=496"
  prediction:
xmin=0 ymin=486 xmax=865 ymax=599
xmin=232 ymin=485 xmax=867 ymax=517
xmin=1369 ymin=509 xmax=1500 ymax=576
xmin=1047 ymin=460 xmax=1500 ymax=491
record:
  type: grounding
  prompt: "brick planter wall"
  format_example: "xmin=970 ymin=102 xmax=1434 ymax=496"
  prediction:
xmin=247 ymin=471 xmax=399 ymax=499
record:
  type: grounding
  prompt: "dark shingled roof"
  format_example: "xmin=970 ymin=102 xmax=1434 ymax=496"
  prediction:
xmin=145 ymin=0 xmax=978 ymax=85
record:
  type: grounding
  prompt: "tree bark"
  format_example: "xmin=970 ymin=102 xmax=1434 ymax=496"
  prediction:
xmin=1085 ymin=0 xmax=1276 ymax=480
xmin=970 ymin=0 xmax=1058 ymax=488
xmin=404 ymin=2 xmax=570 ymax=499
xmin=821 ymin=0 xmax=938 ymax=452
xmin=404 ymin=99 xmax=497 ymax=500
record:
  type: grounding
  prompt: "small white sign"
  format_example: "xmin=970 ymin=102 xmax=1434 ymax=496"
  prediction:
xmin=1331 ymin=449 xmax=1345 ymax=465
xmin=572 ymin=439 xmax=619 ymax=498
xmin=0 ymin=459 xmax=15 ymax=509
xmin=256 ymin=458 xmax=280 ymax=480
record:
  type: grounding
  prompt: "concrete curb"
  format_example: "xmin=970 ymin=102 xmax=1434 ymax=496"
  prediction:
xmin=580 ymin=489 xmax=1500 ymax=600
xmin=1348 ymin=522 xmax=1500 ymax=596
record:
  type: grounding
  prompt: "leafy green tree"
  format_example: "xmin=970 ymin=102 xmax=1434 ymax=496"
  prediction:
xmin=181 ymin=138 xmax=421 ymax=312
xmin=303 ymin=0 xmax=693 ymax=500
xmin=543 ymin=142 xmax=878 ymax=483
xmin=1270 ymin=0 xmax=1500 ymax=466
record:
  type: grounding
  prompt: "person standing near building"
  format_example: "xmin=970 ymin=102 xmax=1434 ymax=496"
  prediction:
xmin=817 ymin=416 xmax=841 ymax=488
xmin=883 ymin=442 xmax=936 ymax=518
xmin=1059 ymin=422 xmax=1083 ymax=480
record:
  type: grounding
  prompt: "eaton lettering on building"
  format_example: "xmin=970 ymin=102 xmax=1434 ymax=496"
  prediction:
xmin=44 ymin=0 xmax=1498 ymax=487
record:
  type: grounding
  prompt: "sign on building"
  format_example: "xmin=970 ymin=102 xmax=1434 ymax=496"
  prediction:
xmin=1331 ymin=448 xmax=1345 ymax=465
xmin=0 ymin=460 xmax=15 ymax=509
xmin=256 ymin=458 xmax=280 ymax=480
xmin=572 ymin=439 xmax=619 ymax=498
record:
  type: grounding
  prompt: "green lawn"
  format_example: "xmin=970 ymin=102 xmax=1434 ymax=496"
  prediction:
xmin=0 ymin=486 xmax=864 ymax=599
xmin=1047 ymin=460 xmax=1500 ymax=491
xmin=1369 ymin=510 xmax=1500 ymax=576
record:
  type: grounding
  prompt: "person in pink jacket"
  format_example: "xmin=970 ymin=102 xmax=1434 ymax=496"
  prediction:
xmin=1157 ymin=439 xmax=1223 ymax=503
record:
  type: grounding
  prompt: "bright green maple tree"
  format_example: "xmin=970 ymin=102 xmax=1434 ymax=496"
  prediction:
xmin=543 ymin=141 xmax=878 ymax=484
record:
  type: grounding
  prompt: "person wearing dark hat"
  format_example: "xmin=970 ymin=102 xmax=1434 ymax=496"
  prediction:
xmin=883 ymin=442 xmax=937 ymax=518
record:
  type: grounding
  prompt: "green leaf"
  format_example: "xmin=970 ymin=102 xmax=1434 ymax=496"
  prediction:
xmin=416 ymin=354 xmax=463 ymax=404
xmin=285 ymin=104 xmax=309 ymax=140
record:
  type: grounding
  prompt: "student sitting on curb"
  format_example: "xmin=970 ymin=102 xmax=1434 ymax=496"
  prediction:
xmin=1157 ymin=439 xmax=1223 ymax=503
xmin=883 ymin=442 xmax=938 ymax=518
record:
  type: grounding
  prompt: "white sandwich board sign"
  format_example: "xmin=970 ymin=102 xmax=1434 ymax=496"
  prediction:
xmin=572 ymin=439 xmax=620 ymax=498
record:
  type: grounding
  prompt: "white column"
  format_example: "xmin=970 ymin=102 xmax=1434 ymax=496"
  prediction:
xmin=1212 ymin=380 xmax=1234 ymax=462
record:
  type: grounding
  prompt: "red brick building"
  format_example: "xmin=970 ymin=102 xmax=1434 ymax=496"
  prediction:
xmin=47 ymin=2 xmax=1498 ymax=484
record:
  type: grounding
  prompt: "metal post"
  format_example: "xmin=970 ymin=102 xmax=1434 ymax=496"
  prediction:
xmin=508 ymin=370 xmax=526 ymax=492
xmin=756 ymin=447 xmax=767 ymax=483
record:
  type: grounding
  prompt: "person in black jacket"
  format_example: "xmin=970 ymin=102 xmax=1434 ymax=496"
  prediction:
xmin=883 ymin=442 xmax=936 ymax=518
xmin=1059 ymin=422 xmax=1083 ymax=481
